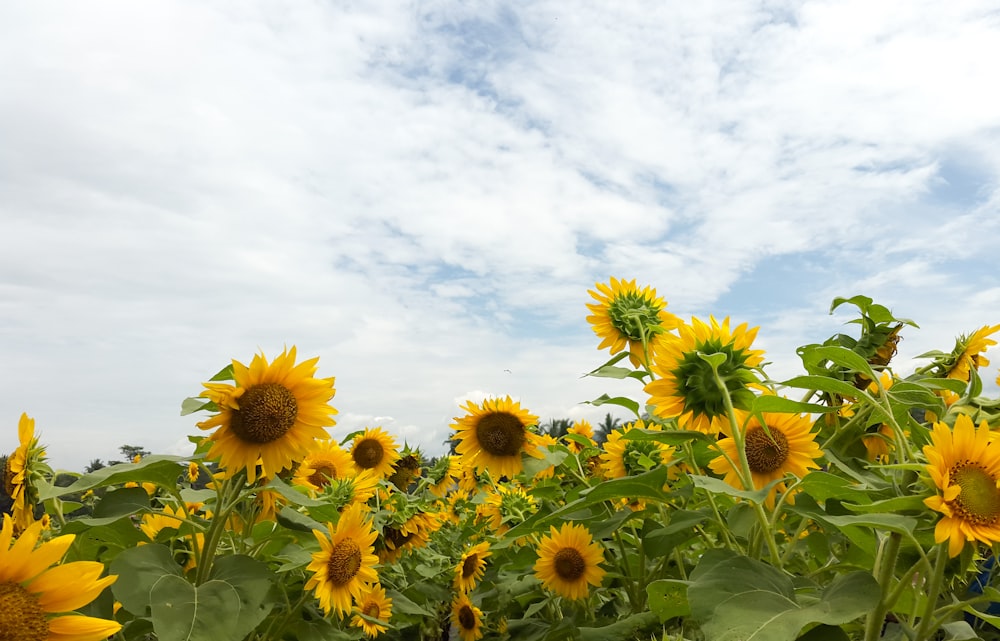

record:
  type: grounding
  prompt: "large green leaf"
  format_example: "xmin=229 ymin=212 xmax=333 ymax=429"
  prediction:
xmin=110 ymin=544 xmax=184 ymax=615
xmin=688 ymin=550 xmax=879 ymax=641
xmin=579 ymin=611 xmax=659 ymax=640
xmin=207 ymin=556 xmax=276 ymax=639
xmin=646 ymin=579 xmax=691 ymax=622
xmin=150 ymin=575 xmax=243 ymax=641
xmin=41 ymin=456 xmax=188 ymax=499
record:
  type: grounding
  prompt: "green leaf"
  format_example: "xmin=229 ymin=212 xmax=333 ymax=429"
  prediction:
xmin=208 ymin=363 xmax=235 ymax=381
xmin=40 ymin=456 xmax=189 ymax=500
xmin=806 ymin=346 xmax=878 ymax=381
xmin=579 ymin=611 xmax=659 ymax=640
xmin=275 ymin=505 xmax=326 ymax=533
xmin=622 ymin=429 xmax=712 ymax=445
xmin=797 ymin=472 xmax=874 ymax=505
xmin=796 ymin=624 xmax=851 ymax=641
xmin=180 ymin=397 xmax=214 ymax=416
xmin=207 ymin=556 xmax=276 ymax=640
xmin=688 ymin=550 xmax=879 ymax=641
xmin=751 ymin=395 xmax=838 ymax=415
xmin=91 ymin=487 xmax=152 ymax=520
xmin=689 ymin=473 xmax=778 ymax=504
xmin=584 ymin=393 xmax=640 ymax=416
xmin=588 ymin=365 xmax=646 ymax=380
xmin=150 ymin=575 xmax=243 ymax=641
xmin=263 ymin=474 xmax=328 ymax=507
xmin=111 ymin=544 xmax=184 ymax=615
xmin=646 ymin=579 xmax=690 ymax=622
xmin=523 ymin=446 xmax=568 ymax=478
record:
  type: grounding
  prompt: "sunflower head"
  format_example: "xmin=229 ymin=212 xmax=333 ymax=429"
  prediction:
xmin=293 ymin=439 xmax=356 ymax=493
xmin=563 ymin=419 xmax=596 ymax=454
xmin=451 ymin=396 xmax=541 ymax=479
xmin=454 ymin=541 xmax=491 ymax=593
xmin=350 ymin=583 xmax=392 ymax=638
xmin=451 ymin=593 xmax=484 ymax=641
xmin=426 ymin=455 xmax=459 ymax=498
xmin=923 ymin=415 xmax=1000 ymax=557
xmin=476 ymin=483 xmax=537 ymax=536
xmin=387 ymin=448 xmax=422 ymax=491
xmin=533 ymin=522 xmax=606 ymax=600
xmin=600 ymin=420 xmax=676 ymax=479
xmin=586 ymin=277 xmax=682 ymax=367
xmin=944 ymin=324 xmax=1000 ymax=382
xmin=349 ymin=427 xmax=401 ymax=480
xmin=305 ymin=502 xmax=380 ymax=618
xmin=196 ymin=347 xmax=337 ymax=483
xmin=4 ymin=414 xmax=51 ymax=533
xmin=646 ymin=316 xmax=764 ymax=436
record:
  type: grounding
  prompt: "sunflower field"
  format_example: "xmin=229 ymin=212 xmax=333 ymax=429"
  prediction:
xmin=6 ymin=278 xmax=1000 ymax=641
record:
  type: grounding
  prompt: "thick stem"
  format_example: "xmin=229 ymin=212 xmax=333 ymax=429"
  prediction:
xmin=913 ymin=544 xmax=948 ymax=641
xmin=864 ymin=532 xmax=902 ymax=641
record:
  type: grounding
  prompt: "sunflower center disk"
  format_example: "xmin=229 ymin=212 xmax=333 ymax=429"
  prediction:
xmin=458 ymin=606 xmax=477 ymax=630
xmin=363 ymin=602 xmax=381 ymax=619
xmin=353 ymin=439 xmax=385 ymax=469
xmin=475 ymin=413 xmax=526 ymax=457
xmin=462 ymin=555 xmax=479 ymax=578
xmin=308 ymin=464 xmax=337 ymax=488
xmin=553 ymin=547 xmax=587 ymax=581
xmin=229 ymin=383 xmax=298 ymax=444
xmin=950 ymin=463 xmax=1000 ymax=526
xmin=744 ymin=426 xmax=790 ymax=474
xmin=327 ymin=539 xmax=362 ymax=585
xmin=0 ymin=581 xmax=49 ymax=641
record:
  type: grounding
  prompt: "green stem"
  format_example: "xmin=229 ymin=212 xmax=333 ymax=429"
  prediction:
xmin=913 ymin=544 xmax=948 ymax=641
xmin=864 ymin=532 xmax=902 ymax=641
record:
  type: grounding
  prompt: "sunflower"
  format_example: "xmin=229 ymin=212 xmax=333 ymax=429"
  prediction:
xmin=293 ymin=440 xmax=357 ymax=493
xmin=923 ymin=415 xmax=1000 ymax=557
xmin=305 ymin=502 xmax=380 ymax=618
xmin=945 ymin=325 xmax=1000 ymax=382
xmin=451 ymin=396 xmax=542 ymax=479
xmin=0 ymin=515 xmax=122 ymax=641
xmin=533 ymin=522 xmax=606 ymax=600
xmin=646 ymin=316 xmax=764 ymax=436
xmin=387 ymin=450 xmax=422 ymax=491
xmin=4 ymin=413 xmax=50 ymax=533
xmin=350 ymin=583 xmax=392 ymax=638
xmin=533 ymin=434 xmax=559 ymax=479
xmin=476 ymin=483 xmax=537 ymax=536
xmin=377 ymin=511 xmax=442 ymax=563
xmin=427 ymin=456 xmax=459 ymax=498
xmin=186 ymin=462 xmax=200 ymax=484
xmin=451 ymin=593 xmax=484 ymax=641
xmin=349 ymin=427 xmax=401 ymax=480
xmin=197 ymin=347 xmax=337 ymax=483
xmin=563 ymin=419 xmax=596 ymax=454
xmin=600 ymin=420 xmax=675 ymax=479
xmin=454 ymin=542 xmax=491 ymax=593
xmin=586 ymin=277 xmax=682 ymax=368
xmin=708 ymin=411 xmax=822 ymax=507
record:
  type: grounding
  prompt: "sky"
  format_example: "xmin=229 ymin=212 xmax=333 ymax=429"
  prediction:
xmin=2 ymin=1 xmax=999 ymax=473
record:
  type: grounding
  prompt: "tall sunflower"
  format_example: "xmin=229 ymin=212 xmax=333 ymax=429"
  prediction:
xmin=923 ymin=414 xmax=1000 ymax=557
xmin=350 ymin=583 xmax=392 ymax=638
xmin=646 ymin=316 xmax=764 ymax=436
xmin=454 ymin=541 xmax=491 ymax=593
xmin=451 ymin=593 xmax=484 ymax=641
xmin=451 ymin=396 xmax=541 ymax=479
xmin=708 ymin=411 xmax=823 ymax=507
xmin=0 ymin=515 xmax=121 ymax=641
xmin=586 ymin=277 xmax=682 ymax=368
xmin=4 ymin=413 xmax=50 ymax=533
xmin=293 ymin=439 xmax=356 ymax=493
xmin=197 ymin=347 xmax=337 ymax=483
xmin=600 ymin=420 xmax=676 ymax=479
xmin=349 ymin=427 xmax=401 ymax=480
xmin=945 ymin=324 xmax=1000 ymax=382
xmin=305 ymin=502 xmax=380 ymax=618
xmin=533 ymin=522 xmax=606 ymax=600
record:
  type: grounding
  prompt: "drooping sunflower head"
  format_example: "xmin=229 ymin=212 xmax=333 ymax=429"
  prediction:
xmin=349 ymin=427 xmax=401 ymax=480
xmin=451 ymin=396 xmax=541 ymax=479
xmin=708 ymin=411 xmax=823 ymax=508
xmin=4 ymin=413 xmax=51 ymax=533
xmin=600 ymin=420 xmax=676 ymax=479
xmin=304 ymin=502 xmax=380 ymax=618
xmin=387 ymin=448 xmax=422 ymax=491
xmin=293 ymin=439 xmax=356 ymax=493
xmin=451 ymin=593 xmax=484 ymax=641
xmin=646 ymin=316 xmax=765 ymax=436
xmin=945 ymin=324 xmax=1000 ymax=382
xmin=923 ymin=414 xmax=1000 ymax=557
xmin=532 ymin=522 xmax=606 ymax=600
xmin=0 ymin=514 xmax=122 ymax=641
xmin=454 ymin=541 xmax=491 ymax=593
xmin=586 ymin=277 xmax=682 ymax=367
xmin=197 ymin=347 xmax=337 ymax=483
xmin=350 ymin=582 xmax=392 ymax=638
xmin=426 ymin=455 xmax=459 ymax=498
xmin=862 ymin=423 xmax=894 ymax=464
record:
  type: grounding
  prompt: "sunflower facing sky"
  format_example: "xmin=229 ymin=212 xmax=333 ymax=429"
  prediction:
xmin=454 ymin=541 xmax=491 ymax=593
xmin=708 ymin=411 xmax=823 ymax=507
xmin=349 ymin=427 xmax=401 ymax=480
xmin=945 ymin=324 xmax=1000 ymax=382
xmin=3 ymin=413 xmax=50 ymax=533
xmin=923 ymin=414 xmax=1000 ymax=558
xmin=585 ymin=277 xmax=682 ymax=368
xmin=0 ymin=515 xmax=121 ymax=641
xmin=451 ymin=396 xmax=542 ymax=479
xmin=350 ymin=583 xmax=392 ymax=638
xmin=533 ymin=522 xmax=606 ymax=600
xmin=197 ymin=347 xmax=337 ymax=483
xmin=305 ymin=502 xmax=380 ymax=618
xmin=645 ymin=316 xmax=765 ymax=436
xmin=451 ymin=593 xmax=484 ymax=641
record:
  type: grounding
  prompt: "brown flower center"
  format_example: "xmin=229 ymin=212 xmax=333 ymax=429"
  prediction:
xmin=229 ymin=383 xmax=298 ymax=444
xmin=475 ymin=413 xmax=526 ymax=457
xmin=2 ymin=457 xmax=14 ymax=495
xmin=353 ymin=439 xmax=385 ymax=470
xmin=0 ymin=581 xmax=49 ymax=641
xmin=553 ymin=547 xmax=586 ymax=581
xmin=744 ymin=426 xmax=789 ymax=474
xmin=307 ymin=464 xmax=338 ymax=488
xmin=326 ymin=538 xmax=362 ymax=585
xmin=363 ymin=600 xmax=381 ymax=619
xmin=458 ymin=605 xmax=477 ymax=630
xmin=949 ymin=461 xmax=1000 ymax=526
xmin=461 ymin=554 xmax=480 ymax=579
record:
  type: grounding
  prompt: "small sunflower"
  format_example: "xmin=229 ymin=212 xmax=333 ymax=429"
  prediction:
xmin=451 ymin=396 xmax=542 ymax=479
xmin=186 ymin=462 xmax=200 ymax=484
xmin=387 ymin=450 xmax=422 ymax=491
xmin=476 ymin=483 xmax=537 ymax=536
xmin=586 ymin=277 xmax=682 ymax=368
xmin=454 ymin=542 xmax=491 ymax=593
xmin=349 ymin=427 xmax=401 ymax=480
xmin=451 ymin=593 xmax=484 ymax=641
xmin=427 ymin=456 xmax=459 ymax=498
xmin=563 ymin=419 xmax=596 ymax=454
xmin=305 ymin=502 xmax=380 ymax=618
xmin=708 ymin=411 xmax=822 ymax=507
xmin=646 ymin=316 xmax=764 ymax=436
xmin=600 ymin=420 xmax=676 ymax=479
xmin=946 ymin=324 xmax=1000 ymax=382
xmin=293 ymin=440 xmax=357 ymax=493
xmin=533 ymin=522 xmax=606 ymax=600
xmin=377 ymin=511 xmax=442 ymax=563
xmin=0 ymin=514 xmax=122 ymax=641
xmin=197 ymin=347 xmax=337 ymax=483
xmin=350 ymin=583 xmax=392 ymax=638
xmin=3 ymin=413 xmax=50 ymax=533
xmin=923 ymin=414 xmax=1000 ymax=557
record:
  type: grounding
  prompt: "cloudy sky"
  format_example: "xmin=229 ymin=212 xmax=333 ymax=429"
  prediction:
xmin=2 ymin=1 xmax=999 ymax=472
